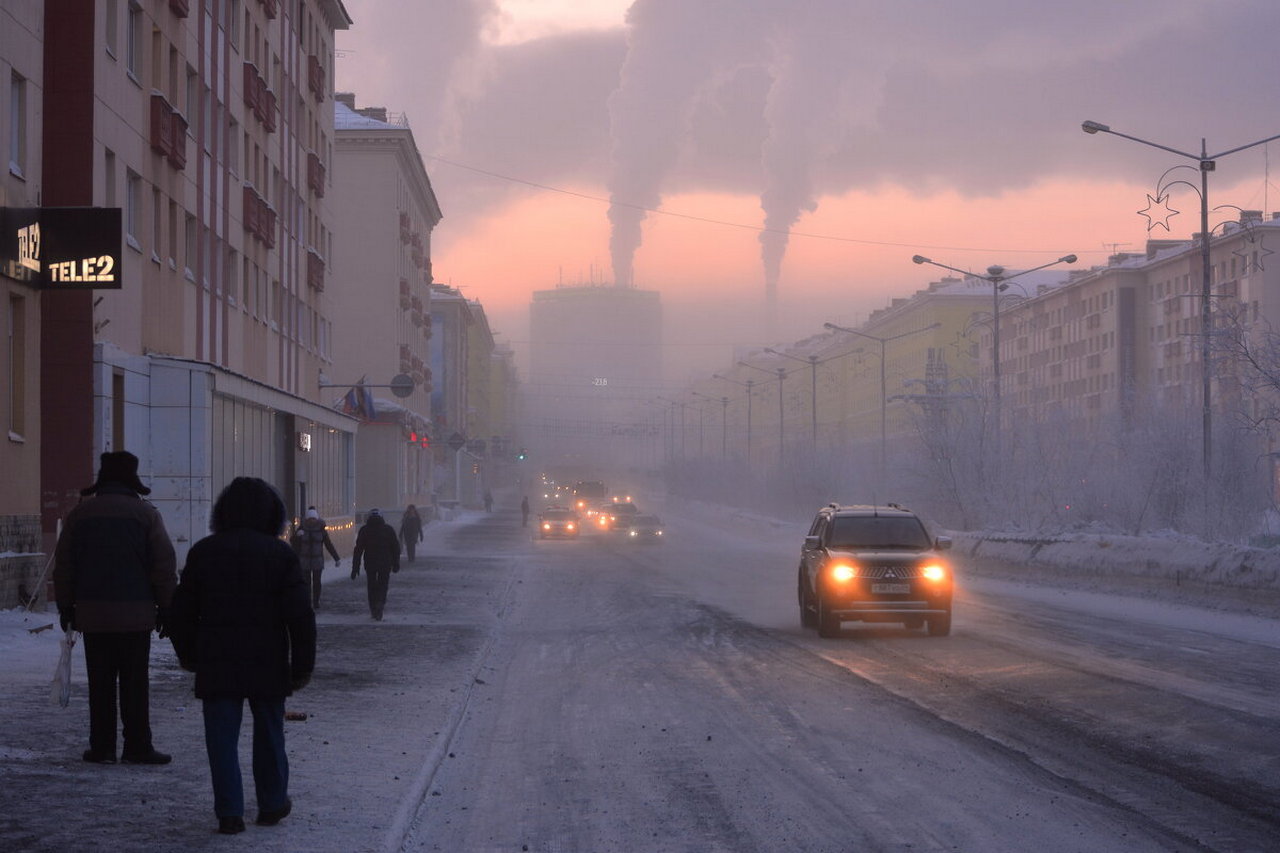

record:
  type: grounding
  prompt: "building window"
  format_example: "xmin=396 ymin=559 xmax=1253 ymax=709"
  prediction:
xmin=8 ymin=295 xmax=26 ymax=437
xmin=126 ymin=2 xmax=143 ymax=81
xmin=125 ymin=169 xmax=142 ymax=249
xmin=151 ymin=188 xmax=163 ymax=262
xmin=184 ymin=213 xmax=197 ymax=278
xmin=9 ymin=72 xmax=26 ymax=178
xmin=106 ymin=0 xmax=120 ymax=58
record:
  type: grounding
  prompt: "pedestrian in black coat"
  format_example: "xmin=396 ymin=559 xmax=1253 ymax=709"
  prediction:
xmin=351 ymin=509 xmax=401 ymax=620
xmin=398 ymin=504 xmax=424 ymax=564
xmin=53 ymin=451 xmax=178 ymax=766
xmin=168 ymin=477 xmax=316 ymax=835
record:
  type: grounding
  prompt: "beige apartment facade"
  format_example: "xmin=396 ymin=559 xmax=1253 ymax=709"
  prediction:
xmin=35 ymin=0 xmax=356 ymax=563
xmin=330 ymin=95 xmax=441 ymax=514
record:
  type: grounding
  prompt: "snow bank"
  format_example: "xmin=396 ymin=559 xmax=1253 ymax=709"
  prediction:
xmin=950 ymin=530 xmax=1280 ymax=591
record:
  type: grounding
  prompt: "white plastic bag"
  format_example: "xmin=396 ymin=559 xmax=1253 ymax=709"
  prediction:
xmin=51 ymin=630 xmax=76 ymax=708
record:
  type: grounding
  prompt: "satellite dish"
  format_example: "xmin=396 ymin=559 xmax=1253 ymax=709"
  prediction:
xmin=390 ymin=373 xmax=415 ymax=398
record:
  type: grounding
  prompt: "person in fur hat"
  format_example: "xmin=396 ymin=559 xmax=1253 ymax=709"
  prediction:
xmin=53 ymin=451 xmax=178 ymax=765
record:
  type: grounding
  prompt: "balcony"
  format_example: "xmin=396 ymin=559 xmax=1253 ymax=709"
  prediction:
xmin=307 ymin=54 xmax=325 ymax=102
xmin=242 ymin=62 xmax=277 ymax=133
xmin=149 ymin=94 xmax=188 ymax=170
xmin=259 ymin=0 xmax=277 ymax=20
xmin=307 ymin=150 xmax=326 ymax=198
xmin=399 ymin=212 xmax=411 ymax=244
xmin=306 ymin=249 xmax=325 ymax=291
xmin=242 ymin=184 xmax=277 ymax=248
xmin=169 ymin=0 xmax=189 ymax=17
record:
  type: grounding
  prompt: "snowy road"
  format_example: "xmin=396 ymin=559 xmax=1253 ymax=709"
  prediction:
xmin=399 ymin=500 xmax=1280 ymax=852
xmin=3 ymin=498 xmax=1278 ymax=852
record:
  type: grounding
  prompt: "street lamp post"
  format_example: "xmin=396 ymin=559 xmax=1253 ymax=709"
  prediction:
xmin=763 ymin=346 xmax=868 ymax=451
xmin=764 ymin=349 xmax=819 ymax=448
xmin=823 ymin=321 xmax=941 ymax=491
xmin=909 ymin=254 xmax=1075 ymax=453
xmin=691 ymin=391 xmax=730 ymax=459
xmin=739 ymin=362 xmax=788 ymax=466
xmin=1081 ymin=120 xmax=1280 ymax=482
xmin=713 ymin=374 xmax=756 ymax=461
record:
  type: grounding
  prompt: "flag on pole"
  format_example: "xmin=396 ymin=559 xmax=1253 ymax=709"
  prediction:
xmin=338 ymin=376 xmax=378 ymax=421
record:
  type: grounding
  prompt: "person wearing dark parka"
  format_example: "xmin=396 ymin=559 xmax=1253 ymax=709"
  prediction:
xmin=167 ymin=477 xmax=316 ymax=836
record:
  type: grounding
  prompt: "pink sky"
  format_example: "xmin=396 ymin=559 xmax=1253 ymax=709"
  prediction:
xmin=335 ymin=1 xmax=1280 ymax=372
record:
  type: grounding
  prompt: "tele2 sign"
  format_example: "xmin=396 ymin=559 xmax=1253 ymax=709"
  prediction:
xmin=1 ymin=207 xmax=123 ymax=289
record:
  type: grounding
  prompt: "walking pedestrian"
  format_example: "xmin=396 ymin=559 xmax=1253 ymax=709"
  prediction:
xmin=167 ymin=477 xmax=316 ymax=836
xmin=290 ymin=507 xmax=340 ymax=609
xmin=483 ymin=490 xmax=493 ymax=513
xmin=53 ymin=451 xmax=178 ymax=766
xmin=399 ymin=504 xmax=424 ymax=564
xmin=351 ymin=509 xmax=401 ymax=620
xmin=521 ymin=496 xmax=530 ymax=528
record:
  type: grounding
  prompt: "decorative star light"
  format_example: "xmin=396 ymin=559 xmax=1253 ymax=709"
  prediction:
xmin=1138 ymin=193 xmax=1180 ymax=232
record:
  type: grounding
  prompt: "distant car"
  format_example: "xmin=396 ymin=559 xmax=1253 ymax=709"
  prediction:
xmin=595 ymin=501 xmax=639 ymax=532
xmin=537 ymin=507 xmax=580 ymax=539
xmin=624 ymin=514 xmax=664 ymax=543
xmin=797 ymin=503 xmax=953 ymax=638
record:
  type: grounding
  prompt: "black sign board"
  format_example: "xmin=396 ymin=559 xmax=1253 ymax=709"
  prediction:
xmin=0 ymin=207 xmax=123 ymax=289
xmin=447 ymin=432 xmax=466 ymax=451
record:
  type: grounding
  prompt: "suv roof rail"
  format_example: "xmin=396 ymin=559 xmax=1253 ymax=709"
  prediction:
xmin=887 ymin=502 xmax=906 ymax=510
xmin=826 ymin=502 xmax=840 ymax=509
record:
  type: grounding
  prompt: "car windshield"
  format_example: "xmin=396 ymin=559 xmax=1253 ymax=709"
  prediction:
xmin=632 ymin=515 xmax=660 ymax=525
xmin=543 ymin=510 xmax=575 ymax=520
xmin=611 ymin=503 xmax=638 ymax=514
xmin=828 ymin=515 xmax=931 ymax=549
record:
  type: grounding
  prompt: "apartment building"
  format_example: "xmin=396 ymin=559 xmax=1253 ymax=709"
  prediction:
xmin=37 ymin=0 xmax=355 ymax=562
xmin=330 ymin=94 xmax=440 ymax=514
xmin=998 ymin=215 xmax=1280 ymax=431
xmin=0 ymin=0 xmax=44 ymax=604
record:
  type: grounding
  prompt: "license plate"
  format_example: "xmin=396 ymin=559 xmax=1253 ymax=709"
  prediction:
xmin=871 ymin=582 xmax=911 ymax=594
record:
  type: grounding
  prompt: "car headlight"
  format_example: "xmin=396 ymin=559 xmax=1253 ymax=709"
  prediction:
xmin=566 ymin=523 xmax=575 ymax=531
xmin=920 ymin=563 xmax=947 ymax=582
xmin=629 ymin=529 xmax=637 ymax=536
xmin=829 ymin=564 xmax=857 ymax=582
xmin=542 ymin=522 xmax=551 ymax=530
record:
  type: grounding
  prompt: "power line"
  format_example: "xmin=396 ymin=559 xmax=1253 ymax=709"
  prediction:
xmin=425 ymin=153 xmax=1098 ymax=257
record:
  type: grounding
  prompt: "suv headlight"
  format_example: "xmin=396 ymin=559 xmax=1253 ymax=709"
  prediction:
xmin=829 ymin=563 xmax=857 ymax=583
xmin=920 ymin=563 xmax=947 ymax=582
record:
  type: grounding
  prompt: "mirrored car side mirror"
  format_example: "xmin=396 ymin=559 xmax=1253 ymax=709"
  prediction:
xmin=803 ymin=535 xmax=820 ymax=550
xmin=935 ymin=536 xmax=952 ymax=551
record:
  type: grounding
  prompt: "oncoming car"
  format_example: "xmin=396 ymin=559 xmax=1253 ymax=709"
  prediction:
xmin=797 ymin=503 xmax=953 ymax=638
xmin=537 ymin=507 xmax=580 ymax=539
xmin=623 ymin=514 xmax=664 ymax=543
xmin=595 ymin=501 xmax=639 ymax=532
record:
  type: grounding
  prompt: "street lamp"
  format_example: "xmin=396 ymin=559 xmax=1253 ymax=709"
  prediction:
xmin=823 ymin=321 xmax=940 ymax=490
xmin=713 ymin=373 xmax=756 ymax=461
xmin=1081 ymin=120 xmax=1280 ymax=481
xmin=910 ymin=254 xmax=1075 ymax=446
xmin=764 ymin=346 xmax=865 ymax=450
xmin=738 ymin=361 xmax=790 ymax=466
xmin=691 ymin=391 xmax=730 ymax=459
xmin=656 ymin=396 xmax=687 ymax=460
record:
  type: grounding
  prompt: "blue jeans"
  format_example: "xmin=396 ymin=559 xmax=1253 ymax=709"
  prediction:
xmin=202 ymin=696 xmax=288 ymax=819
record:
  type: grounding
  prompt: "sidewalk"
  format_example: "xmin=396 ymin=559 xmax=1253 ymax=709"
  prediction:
xmin=0 ymin=508 xmax=519 ymax=853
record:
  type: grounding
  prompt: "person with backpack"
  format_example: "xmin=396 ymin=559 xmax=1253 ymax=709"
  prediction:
xmin=289 ymin=507 xmax=340 ymax=610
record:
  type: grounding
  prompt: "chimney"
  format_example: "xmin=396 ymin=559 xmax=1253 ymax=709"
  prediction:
xmin=335 ymin=92 xmax=356 ymax=110
xmin=357 ymin=106 xmax=388 ymax=123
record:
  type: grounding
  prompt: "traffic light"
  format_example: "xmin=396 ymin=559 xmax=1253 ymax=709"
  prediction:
xmin=408 ymin=430 xmax=430 ymax=449
xmin=516 ymin=447 xmax=527 ymax=461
